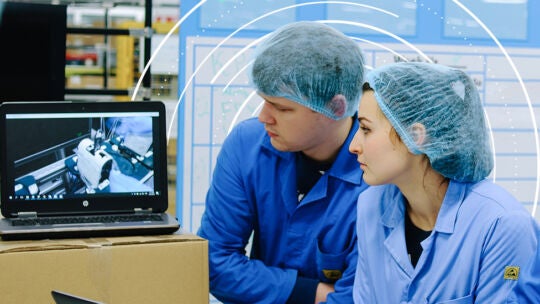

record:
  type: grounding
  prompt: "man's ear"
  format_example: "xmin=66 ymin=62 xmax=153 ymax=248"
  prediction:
xmin=330 ymin=94 xmax=347 ymax=118
xmin=411 ymin=123 xmax=426 ymax=146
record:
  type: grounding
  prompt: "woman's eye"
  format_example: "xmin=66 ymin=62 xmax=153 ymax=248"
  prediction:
xmin=360 ymin=126 xmax=370 ymax=134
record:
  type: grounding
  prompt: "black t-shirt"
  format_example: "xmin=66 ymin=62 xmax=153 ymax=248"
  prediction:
xmin=295 ymin=152 xmax=331 ymax=202
xmin=405 ymin=211 xmax=432 ymax=267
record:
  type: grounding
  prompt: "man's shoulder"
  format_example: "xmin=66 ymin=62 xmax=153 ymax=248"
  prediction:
xmin=230 ymin=117 xmax=265 ymax=137
xmin=223 ymin=117 xmax=268 ymax=152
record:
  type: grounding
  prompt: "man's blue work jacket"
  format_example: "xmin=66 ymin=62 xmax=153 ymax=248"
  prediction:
xmin=198 ymin=117 xmax=368 ymax=304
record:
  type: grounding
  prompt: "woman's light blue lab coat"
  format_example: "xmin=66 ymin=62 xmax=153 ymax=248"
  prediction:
xmin=353 ymin=180 xmax=539 ymax=304
xmin=198 ymin=117 xmax=368 ymax=304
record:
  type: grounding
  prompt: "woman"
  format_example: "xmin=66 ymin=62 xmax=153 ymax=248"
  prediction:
xmin=349 ymin=62 xmax=539 ymax=303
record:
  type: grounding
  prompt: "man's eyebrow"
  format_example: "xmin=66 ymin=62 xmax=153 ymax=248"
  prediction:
xmin=266 ymin=100 xmax=291 ymax=108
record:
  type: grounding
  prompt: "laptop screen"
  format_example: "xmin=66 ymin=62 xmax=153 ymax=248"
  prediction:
xmin=0 ymin=101 xmax=169 ymax=217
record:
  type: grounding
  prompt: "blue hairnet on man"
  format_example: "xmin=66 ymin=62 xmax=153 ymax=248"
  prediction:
xmin=197 ymin=21 xmax=368 ymax=303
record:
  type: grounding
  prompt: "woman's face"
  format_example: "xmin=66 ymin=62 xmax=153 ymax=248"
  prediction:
xmin=349 ymin=91 xmax=414 ymax=186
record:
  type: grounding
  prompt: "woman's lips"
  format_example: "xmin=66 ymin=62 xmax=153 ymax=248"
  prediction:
xmin=266 ymin=129 xmax=278 ymax=137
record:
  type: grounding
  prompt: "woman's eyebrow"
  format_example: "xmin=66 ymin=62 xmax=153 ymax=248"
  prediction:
xmin=358 ymin=116 xmax=372 ymax=123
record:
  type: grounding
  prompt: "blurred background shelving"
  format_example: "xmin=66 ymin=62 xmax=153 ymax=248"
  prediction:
xmin=64 ymin=0 xmax=179 ymax=103
xmin=0 ymin=0 xmax=181 ymax=215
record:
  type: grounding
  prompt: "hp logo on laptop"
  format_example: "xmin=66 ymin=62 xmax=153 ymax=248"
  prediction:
xmin=82 ymin=200 xmax=89 ymax=207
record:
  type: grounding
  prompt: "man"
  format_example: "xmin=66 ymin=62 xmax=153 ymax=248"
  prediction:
xmin=198 ymin=21 xmax=367 ymax=303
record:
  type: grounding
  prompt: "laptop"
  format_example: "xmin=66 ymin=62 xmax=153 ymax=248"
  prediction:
xmin=52 ymin=290 xmax=104 ymax=304
xmin=0 ymin=101 xmax=180 ymax=240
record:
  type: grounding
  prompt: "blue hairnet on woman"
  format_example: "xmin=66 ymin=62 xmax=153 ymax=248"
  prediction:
xmin=366 ymin=62 xmax=492 ymax=182
xmin=349 ymin=62 xmax=540 ymax=303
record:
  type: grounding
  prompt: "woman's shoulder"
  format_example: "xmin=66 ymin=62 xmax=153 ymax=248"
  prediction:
xmin=357 ymin=184 xmax=400 ymax=216
xmin=467 ymin=180 xmax=522 ymax=209
xmin=461 ymin=180 xmax=531 ymax=220
xmin=359 ymin=184 xmax=397 ymax=197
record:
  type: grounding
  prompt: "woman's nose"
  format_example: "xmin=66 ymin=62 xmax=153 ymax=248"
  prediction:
xmin=349 ymin=131 xmax=362 ymax=155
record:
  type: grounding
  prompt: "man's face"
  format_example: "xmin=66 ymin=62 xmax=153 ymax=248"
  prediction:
xmin=257 ymin=93 xmax=334 ymax=155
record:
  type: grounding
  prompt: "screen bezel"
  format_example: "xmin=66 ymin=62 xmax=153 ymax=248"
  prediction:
xmin=0 ymin=101 xmax=169 ymax=217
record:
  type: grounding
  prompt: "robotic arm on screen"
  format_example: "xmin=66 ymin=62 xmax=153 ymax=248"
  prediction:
xmin=70 ymin=116 xmax=154 ymax=194
xmin=75 ymin=138 xmax=113 ymax=193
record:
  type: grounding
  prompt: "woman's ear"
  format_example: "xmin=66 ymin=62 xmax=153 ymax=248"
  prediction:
xmin=411 ymin=123 xmax=426 ymax=146
xmin=330 ymin=94 xmax=346 ymax=118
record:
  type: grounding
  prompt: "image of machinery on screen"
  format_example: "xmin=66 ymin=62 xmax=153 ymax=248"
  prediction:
xmin=8 ymin=115 xmax=156 ymax=200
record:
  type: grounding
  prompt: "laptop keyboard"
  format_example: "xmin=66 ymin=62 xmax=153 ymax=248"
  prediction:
xmin=12 ymin=214 xmax=164 ymax=226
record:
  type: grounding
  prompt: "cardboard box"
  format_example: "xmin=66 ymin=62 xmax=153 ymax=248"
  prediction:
xmin=0 ymin=233 xmax=209 ymax=304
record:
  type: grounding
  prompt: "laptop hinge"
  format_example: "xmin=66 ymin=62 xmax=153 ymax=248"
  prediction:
xmin=134 ymin=208 xmax=153 ymax=214
xmin=17 ymin=212 xmax=38 ymax=219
